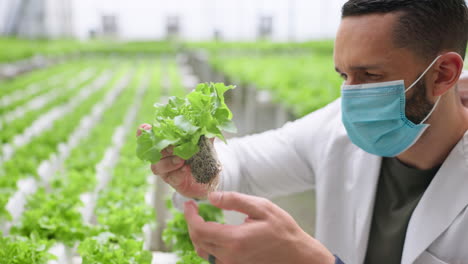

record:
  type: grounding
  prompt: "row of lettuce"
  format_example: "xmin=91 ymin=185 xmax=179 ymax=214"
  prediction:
xmin=1 ymin=58 xmax=155 ymax=262
xmin=0 ymin=38 xmax=177 ymax=63
xmin=0 ymin=60 xmax=106 ymax=145
xmin=0 ymin=57 xmax=222 ymax=264
xmin=0 ymin=38 xmax=333 ymax=63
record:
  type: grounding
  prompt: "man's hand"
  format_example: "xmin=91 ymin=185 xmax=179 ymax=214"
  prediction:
xmin=136 ymin=123 xmax=211 ymax=199
xmin=184 ymin=191 xmax=335 ymax=264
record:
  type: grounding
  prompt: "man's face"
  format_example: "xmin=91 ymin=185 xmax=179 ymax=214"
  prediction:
xmin=334 ymin=12 xmax=435 ymax=123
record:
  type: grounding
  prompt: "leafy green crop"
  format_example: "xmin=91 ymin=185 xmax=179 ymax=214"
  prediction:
xmin=96 ymin=186 xmax=154 ymax=238
xmin=177 ymin=251 xmax=209 ymax=264
xmin=78 ymin=232 xmax=152 ymax=264
xmin=137 ymin=83 xmax=236 ymax=163
xmin=163 ymin=200 xmax=224 ymax=252
xmin=163 ymin=200 xmax=224 ymax=263
xmin=0 ymin=232 xmax=56 ymax=264
xmin=11 ymin=189 xmax=91 ymax=247
xmin=0 ymin=38 xmax=176 ymax=63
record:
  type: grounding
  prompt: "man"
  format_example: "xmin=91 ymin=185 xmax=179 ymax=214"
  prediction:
xmin=138 ymin=0 xmax=468 ymax=263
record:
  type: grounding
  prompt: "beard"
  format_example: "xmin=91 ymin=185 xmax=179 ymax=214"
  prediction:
xmin=405 ymin=78 xmax=435 ymax=124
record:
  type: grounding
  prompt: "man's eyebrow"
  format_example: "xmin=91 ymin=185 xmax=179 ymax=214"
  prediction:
xmin=351 ymin=64 xmax=383 ymax=71
xmin=335 ymin=64 xmax=383 ymax=73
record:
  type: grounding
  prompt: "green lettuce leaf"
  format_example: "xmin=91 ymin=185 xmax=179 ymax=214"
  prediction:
xmin=78 ymin=232 xmax=152 ymax=264
xmin=137 ymin=83 xmax=237 ymax=163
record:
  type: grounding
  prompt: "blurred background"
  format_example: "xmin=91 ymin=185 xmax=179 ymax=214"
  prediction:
xmin=1 ymin=1 xmax=467 ymax=264
xmin=0 ymin=0 xmax=344 ymax=40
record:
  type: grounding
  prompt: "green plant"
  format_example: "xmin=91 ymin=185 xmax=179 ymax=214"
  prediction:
xmin=11 ymin=189 xmax=91 ymax=247
xmin=177 ymin=251 xmax=209 ymax=264
xmin=137 ymin=82 xmax=236 ymax=163
xmin=96 ymin=186 xmax=154 ymax=238
xmin=163 ymin=200 xmax=223 ymax=263
xmin=78 ymin=232 xmax=152 ymax=264
xmin=0 ymin=233 xmax=56 ymax=264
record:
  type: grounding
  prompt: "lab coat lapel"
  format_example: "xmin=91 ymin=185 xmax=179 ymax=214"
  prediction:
xmin=401 ymin=132 xmax=468 ymax=264
xmin=352 ymin=153 xmax=382 ymax=264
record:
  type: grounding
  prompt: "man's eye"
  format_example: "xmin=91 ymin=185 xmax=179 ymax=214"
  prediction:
xmin=365 ymin=72 xmax=380 ymax=78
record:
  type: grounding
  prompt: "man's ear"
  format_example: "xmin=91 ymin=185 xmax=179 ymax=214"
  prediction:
xmin=432 ymin=52 xmax=464 ymax=97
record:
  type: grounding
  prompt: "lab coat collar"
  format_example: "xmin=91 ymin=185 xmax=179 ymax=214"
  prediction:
xmin=401 ymin=131 xmax=468 ymax=264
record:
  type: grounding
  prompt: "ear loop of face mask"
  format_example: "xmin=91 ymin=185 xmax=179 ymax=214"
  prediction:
xmin=404 ymin=55 xmax=443 ymax=125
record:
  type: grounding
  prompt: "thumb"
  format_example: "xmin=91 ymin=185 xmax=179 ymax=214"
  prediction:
xmin=208 ymin=191 xmax=269 ymax=219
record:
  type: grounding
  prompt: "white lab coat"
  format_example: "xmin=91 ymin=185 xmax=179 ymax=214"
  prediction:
xmin=174 ymin=99 xmax=468 ymax=264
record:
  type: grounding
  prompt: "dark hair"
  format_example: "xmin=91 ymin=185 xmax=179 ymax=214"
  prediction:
xmin=342 ymin=0 xmax=468 ymax=60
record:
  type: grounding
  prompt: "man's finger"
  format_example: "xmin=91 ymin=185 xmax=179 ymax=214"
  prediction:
xmin=150 ymin=156 xmax=185 ymax=175
xmin=208 ymin=192 xmax=270 ymax=219
xmin=136 ymin=123 xmax=151 ymax=137
xmin=194 ymin=246 xmax=210 ymax=261
xmin=164 ymin=165 xmax=190 ymax=186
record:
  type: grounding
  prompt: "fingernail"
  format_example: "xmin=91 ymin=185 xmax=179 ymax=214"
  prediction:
xmin=172 ymin=157 xmax=183 ymax=164
xmin=209 ymin=192 xmax=222 ymax=204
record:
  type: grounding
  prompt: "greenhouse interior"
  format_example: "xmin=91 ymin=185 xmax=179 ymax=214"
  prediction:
xmin=1 ymin=0 xmax=468 ymax=264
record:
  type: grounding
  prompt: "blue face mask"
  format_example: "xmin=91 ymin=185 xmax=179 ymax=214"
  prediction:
xmin=341 ymin=56 xmax=442 ymax=157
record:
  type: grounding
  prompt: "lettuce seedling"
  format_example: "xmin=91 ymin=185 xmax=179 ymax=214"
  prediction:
xmin=137 ymin=83 xmax=236 ymax=187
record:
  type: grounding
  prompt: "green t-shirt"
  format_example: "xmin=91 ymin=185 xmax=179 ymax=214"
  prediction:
xmin=364 ymin=157 xmax=440 ymax=264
